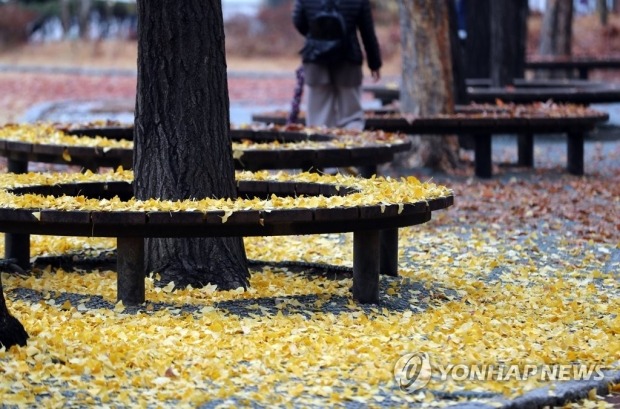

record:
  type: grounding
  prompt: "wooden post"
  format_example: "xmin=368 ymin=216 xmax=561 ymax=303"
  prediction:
xmin=5 ymin=235 xmax=30 ymax=270
xmin=353 ymin=230 xmax=380 ymax=304
xmin=358 ymin=165 xmax=377 ymax=178
xmin=379 ymin=228 xmax=399 ymax=277
xmin=6 ymin=159 xmax=30 ymax=269
xmin=567 ymin=132 xmax=584 ymax=175
xmin=474 ymin=133 xmax=493 ymax=178
xmin=517 ymin=133 xmax=534 ymax=167
xmin=117 ymin=237 xmax=145 ymax=305
xmin=7 ymin=160 xmax=28 ymax=174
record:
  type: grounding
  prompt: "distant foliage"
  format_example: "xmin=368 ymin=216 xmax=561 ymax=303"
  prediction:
xmin=225 ymin=2 xmax=302 ymax=58
xmin=0 ymin=4 xmax=38 ymax=49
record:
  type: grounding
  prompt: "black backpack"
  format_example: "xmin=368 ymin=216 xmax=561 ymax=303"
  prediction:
xmin=300 ymin=0 xmax=347 ymax=64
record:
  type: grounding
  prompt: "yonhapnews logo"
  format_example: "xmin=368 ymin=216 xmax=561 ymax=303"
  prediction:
xmin=393 ymin=353 xmax=606 ymax=393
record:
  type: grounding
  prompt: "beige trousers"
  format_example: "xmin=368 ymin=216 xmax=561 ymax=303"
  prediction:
xmin=303 ymin=63 xmax=365 ymax=130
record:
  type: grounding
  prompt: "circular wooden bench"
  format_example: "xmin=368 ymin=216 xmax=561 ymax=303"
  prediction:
xmin=361 ymin=108 xmax=609 ymax=178
xmin=0 ymin=172 xmax=453 ymax=304
xmin=363 ymin=82 xmax=620 ymax=106
xmin=254 ymin=105 xmax=609 ymax=178
xmin=252 ymin=106 xmax=515 ymax=127
xmin=525 ymin=56 xmax=620 ymax=80
xmin=0 ymin=124 xmax=410 ymax=177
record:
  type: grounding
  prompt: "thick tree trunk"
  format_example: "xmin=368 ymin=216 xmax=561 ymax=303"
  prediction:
xmin=463 ymin=0 xmax=491 ymax=79
xmin=538 ymin=0 xmax=573 ymax=79
xmin=134 ymin=0 xmax=249 ymax=290
xmin=490 ymin=0 xmax=528 ymax=86
xmin=395 ymin=0 xmax=460 ymax=172
xmin=448 ymin=0 xmax=467 ymax=105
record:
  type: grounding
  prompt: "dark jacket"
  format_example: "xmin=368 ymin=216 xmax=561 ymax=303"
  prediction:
xmin=292 ymin=0 xmax=382 ymax=71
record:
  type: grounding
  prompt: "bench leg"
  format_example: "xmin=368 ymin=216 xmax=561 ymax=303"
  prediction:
xmin=567 ymin=132 xmax=584 ymax=176
xmin=474 ymin=133 xmax=493 ymax=178
xmin=8 ymin=159 xmax=28 ymax=174
xmin=578 ymin=67 xmax=588 ymax=80
xmin=358 ymin=165 xmax=377 ymax=178
xmin=380 ymin=228 xmax=398 ymax=277
xmin=517 ymin=133 xmax=534 ymax=167
xmin=353 ymin=230 xmax=380 ymax=304
xmin=5 ymin=160 xmax=30 ymax=270
xmin=117 ymin=237 xmax=145 ymax=306
xmin=5 ymin=234 xmax=30 ymax=270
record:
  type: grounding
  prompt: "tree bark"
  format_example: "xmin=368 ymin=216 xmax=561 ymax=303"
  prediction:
xmin=449 ymin=0 xmax=467 ymax=105
xmin=598 ymin=0 xmax=609 ymax=26
xmin=134 ymin=0 xmax=249 ymax=290
xmin=79 ymin=0 xmax=92 ymax=40
xmin=60 ymin=0 xmax=71 ymax=37
xmin=395 ymin=0 xmax=460 ymax=172
xmin=463 ymin=0 xmax=491 ymax=79
xmin=490 ymin=0 xmax=528 ymax=86
xmin=538 ymin=0 xmax=573 ymax=79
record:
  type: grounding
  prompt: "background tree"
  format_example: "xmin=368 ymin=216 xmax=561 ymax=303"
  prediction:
xmin=463 ymin=0 xmax=491 ymax=79
xmin=538 ymin=0 xmax=573 ymax=79
xmin=395 ymin=0 xmax=460 ymax=172
xmin=461 ymin=0 xmax=528 ymax=86
xmin=78 ymin=0 xmax=91 ymax=39
xmin=489 ymin=0 xmax=528 ymax=86
xmin=60 ymin=0 xmax=70 ymax=37
xmin=597 ymin=0 xmax=609 ymax=25
xmin=133 ymin=0 xmax=249 ymax=290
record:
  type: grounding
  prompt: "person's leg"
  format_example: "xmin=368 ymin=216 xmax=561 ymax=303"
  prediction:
xmin=306 ymin=84 xmax=338 ymax=128
xmin=335 ymin=85 xmax=364 ymax=130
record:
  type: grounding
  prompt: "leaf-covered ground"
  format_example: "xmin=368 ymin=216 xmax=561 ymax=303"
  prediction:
xmin=0 ymin=138 xmax=619 ymax=408
xmin=0 ymin=45 xmax=619 ymax=407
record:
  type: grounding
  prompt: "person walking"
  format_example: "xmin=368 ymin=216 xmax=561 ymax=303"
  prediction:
xmin=292 ymin=0 xmax=382 ymax=130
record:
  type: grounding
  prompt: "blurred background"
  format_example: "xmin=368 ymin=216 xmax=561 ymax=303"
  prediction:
xmin=0 ymin=0 xmax=619 ymax=125
xmin=0 ymin=0 xmax=616 ymax=68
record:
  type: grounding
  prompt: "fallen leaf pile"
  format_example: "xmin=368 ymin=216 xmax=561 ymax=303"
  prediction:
xmin=0 ymin=169 xmax=451 ymax=214
xmin=0 ymin=123 xmax=409 ymax=153
xmin=365 ymin=101 xmax=609 ymax=120
xmin=0 ymin=162 xmax=618 ymax=407
xmin=0 ymin=123 xmax=132 ymax=149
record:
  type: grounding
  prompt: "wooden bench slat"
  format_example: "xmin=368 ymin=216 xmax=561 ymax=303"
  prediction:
xmin=204 ymin=210 xmax=262 ymax=225
xmin=314 ymin=206 xmax=359 ymax=221
xmin=91 ymin=211 xmax=147 ymax=225
xmin=146 ymin=211 xmax=205 ymax=225
xmin=40 ymin=210 xmax=91 ymax=224
xmin=5 ymin=141 xmax=33 ymax=154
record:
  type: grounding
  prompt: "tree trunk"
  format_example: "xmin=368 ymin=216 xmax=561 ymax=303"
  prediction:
xmin=78 ymin=0 xmax=92 ymax=40
xmin=0 ymin=273 xmax=29 ymax=349
xmin=490 ymin=0 xmax=528 ymax=86
xmin=598 ymin=0 xmax=609 ymax=26
xmin=448 ymin=0 xmax=467 ymax=105
xmin=538 ymin=0 xmax=573 ymax=79
xmin=396 ymin=0 xmax=460 ymax=172
xmin=464 ymin=0 xmax=491 ymax=79
xmin=60 ymin=0 xmax=71 ymax=37
xmin=134 ymin=0 xmax=249 ymax=290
